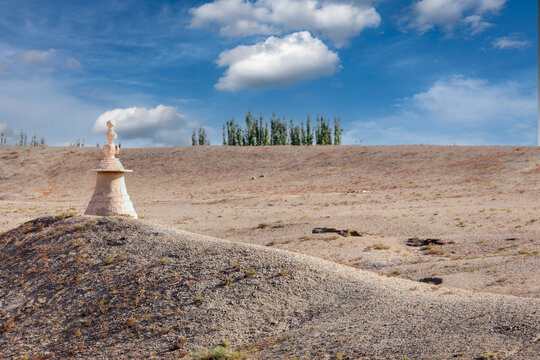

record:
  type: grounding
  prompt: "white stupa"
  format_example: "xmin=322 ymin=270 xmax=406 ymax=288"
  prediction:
xmin=85 ymin=120 xmax=137 ymax=218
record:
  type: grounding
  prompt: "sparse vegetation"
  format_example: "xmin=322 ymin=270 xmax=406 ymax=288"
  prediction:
xmin=159 ymin=257 xmax=170 ymax=265
xmin=103 ymin=253 xmax=116 ymax=265
xmin=244 ymin=269 xmax=257 ymax=277
xmin=54 ymin=212 xmax=76 ymax=221
xmin=192 ymin=344 xmax=246 ymax=360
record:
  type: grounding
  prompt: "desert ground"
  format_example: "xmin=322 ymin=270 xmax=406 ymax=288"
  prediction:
xmin=1 ymin=145 xmax=539 ymax=296
xmin=1 ymin=145 xmax=539 ymax=358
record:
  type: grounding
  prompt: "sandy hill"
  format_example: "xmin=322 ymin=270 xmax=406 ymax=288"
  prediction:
xmin=1 ymin=215 xmax=538 ymax=359
xmin=1 ymin=145 xmax=539 ymax=298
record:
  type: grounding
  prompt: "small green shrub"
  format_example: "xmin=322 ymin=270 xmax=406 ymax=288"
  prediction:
xmin=55 ymin=212 xmax=76 ymax=221
xmin=220 ymin=278 xmax=234 ymax=286
xmin=103 ymin=254 xmax=116 ymax=265
xmin=278 ymin=270 xmax=288 ymax=277
xmin=245 ymin=269 xmax=256 ymax=277
xmin=192 ymin=345 xmax=246 ymax=360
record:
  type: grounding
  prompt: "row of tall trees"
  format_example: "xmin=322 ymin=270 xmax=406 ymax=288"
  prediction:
xmin=0 ymin=130 xmax=46 ymax=146
xmin=222 ymin=112 xmax=342 ymax=146
xmin=20 ymin=130 xmax=46 ymax=146
xmin=192 ymin=126 xmax=210 ymax=146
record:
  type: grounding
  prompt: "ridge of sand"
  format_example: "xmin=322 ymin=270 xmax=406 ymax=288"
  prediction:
xmin=1 ymin=216 xmax=538 ymax=359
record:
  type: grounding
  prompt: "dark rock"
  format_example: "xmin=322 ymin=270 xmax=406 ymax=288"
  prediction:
xmin=406 ymin=237 xmax=446 ymax=247
xmin=418 ymin=277 xmax=443 ymax=285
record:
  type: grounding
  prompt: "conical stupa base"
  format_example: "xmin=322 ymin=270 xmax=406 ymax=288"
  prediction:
xmin=85 ymin=171 xmax=137 ymax=218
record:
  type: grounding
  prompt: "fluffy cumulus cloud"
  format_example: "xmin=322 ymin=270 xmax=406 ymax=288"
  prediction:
xmin=190 ymin=0 xmax=380 ymax=46
xmin=406 ymin=0 xmax=507 ymax=34
xmin=93 ymin=105 xmax=195 ymax=146
xmin=215 ymin=31 xmax=340 ymax=91
xmin=492 ymin=36 xmax=531 ymax=49
xmin=344 ymin=75 xmax=538 ymax=145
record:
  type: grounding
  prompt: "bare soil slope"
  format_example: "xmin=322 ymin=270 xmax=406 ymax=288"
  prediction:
xmin=1 ymin=216 xmax=538 ymax=359
xmin=1 ymin=145 xmax=539 ymax=297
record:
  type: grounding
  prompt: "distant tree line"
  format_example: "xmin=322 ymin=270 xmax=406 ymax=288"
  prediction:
xmin=0 ymin=129 xmax=46 ymax=146
xmin=219 ymin=111 xmax=342 ymax=146
xmin=0 ymin=129 xmax=87 ymax=148
xmin=192 ymin=126 xmax=210 ymax=146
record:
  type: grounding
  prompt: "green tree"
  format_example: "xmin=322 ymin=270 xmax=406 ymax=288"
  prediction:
xmin=315 ymin=115 xmax=332 ymax=145
xmin=198 ymin=126 xmax=209 ymax=145
xmin=264 ymin=123 xmax=269 ymax=145
xmin=191 ymin=130 xmax=197 ymax=146
xmin=333 ymin=117 xmax=342 ymax=145
xmin=306 ymin=116 xmax=313 ymax=145
xmin=222 ymin=124 xmax=226 ymax=145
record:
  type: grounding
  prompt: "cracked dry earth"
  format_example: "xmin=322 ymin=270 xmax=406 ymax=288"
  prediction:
xmin=0 ymin=216 xmax=539 ymax=359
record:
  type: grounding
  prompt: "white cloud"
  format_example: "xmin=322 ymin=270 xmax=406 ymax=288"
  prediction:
xmin=344 ymin=75 xmax=538 ymax=145
xmin=407 ymin=0 xmax=507 ymax=34
xmin=492 ymin=36 xmax=530 ymax=49
xmin=15 ymin=48 xmax=56 ymax=65
xmin=63 ymin=57 xmax=81 ymax=69
xmin=93 ymin=105 xmax=196 ymax=145
xmin=190 ymin=0 xmax=381 ymax=46
xmin=0 ymin=45 xmax=81 ymax=76
xmin=409 ymin=75 xmax=537 ymax=123
xmin=215 ymin=31 xmax=340 ymax=91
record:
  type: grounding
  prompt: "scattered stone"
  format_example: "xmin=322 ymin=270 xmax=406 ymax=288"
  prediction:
xmin=406 ymin=237 xmax=446 ymax=247
xmin=419 ymin=277 xmax=443 ymax=285
xmin=312 ymin=227 xmax=364 ymax=237
xmin=347 ymin=190 xmax=368 ymax=194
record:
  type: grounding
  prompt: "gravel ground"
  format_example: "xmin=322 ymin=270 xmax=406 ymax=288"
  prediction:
xmin=1 ymin=215 xmax=538 ymax=359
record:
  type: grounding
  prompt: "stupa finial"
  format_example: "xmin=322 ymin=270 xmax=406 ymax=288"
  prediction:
xmin=95 ymin=120 xmax=123 ymax=170
xmin=103 ymin=120 xmax=119 ymax=159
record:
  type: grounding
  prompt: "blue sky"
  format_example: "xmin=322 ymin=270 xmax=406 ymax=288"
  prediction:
xmin=0 ymin=0 xmax=537 ymax=146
